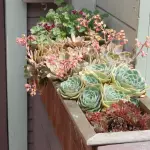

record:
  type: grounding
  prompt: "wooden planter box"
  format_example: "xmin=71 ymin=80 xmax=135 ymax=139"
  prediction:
xmin=41 ymin=81 xmax=150 ymax=150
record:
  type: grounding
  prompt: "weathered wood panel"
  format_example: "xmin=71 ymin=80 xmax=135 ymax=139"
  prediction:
xmin=96 ymin=0 xmax=139 ymax=30
xmin=96 ymin=7 xmax=137 ymax=50
xmin=71 ymin=0 xmax=96 ymax=11
xmin=29 ymin=95 xmax=62 ymax=150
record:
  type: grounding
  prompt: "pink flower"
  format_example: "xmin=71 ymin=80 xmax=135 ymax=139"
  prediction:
xmin=145 ymin=36 xmax=150 ymax=48
xmin=135 ymin=39 xmax=142 ymax=48
xmin=92 ymin=40 xmax=100 ymax=52
xmin=16 ymin=37 xmax=26 ymax=46
xmin=141 ymin=50 xmax=147 ymax=57
xmin=25 ymin=84 xmax=31 ymax=92
xmin=48 ymin=55 xmax=57 ymax=65
xmin=72 ymin=10 xmax=77 ymax=14
xmin=79 ymin=10 xmax=83 ymax=15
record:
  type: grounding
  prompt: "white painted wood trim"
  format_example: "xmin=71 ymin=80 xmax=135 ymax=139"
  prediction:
xmin=136 ymin=0 xmax=150 ymax=96
xmin=87 ymin=130 xmax=150 ymax=146
xmin=5 ymin=0 xmax=27 ymax=150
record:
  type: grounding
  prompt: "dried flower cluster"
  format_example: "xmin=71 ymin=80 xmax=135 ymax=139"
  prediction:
xmin=86 ymin=100 xmax=150 ymax=133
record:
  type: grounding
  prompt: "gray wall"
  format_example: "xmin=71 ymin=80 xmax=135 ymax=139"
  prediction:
xmin=96 ymin=0 xmax=139 ymax=49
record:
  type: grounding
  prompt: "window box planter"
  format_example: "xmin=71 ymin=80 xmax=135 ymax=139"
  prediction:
xmin=41 ymin=80 xmax=150 ymax=150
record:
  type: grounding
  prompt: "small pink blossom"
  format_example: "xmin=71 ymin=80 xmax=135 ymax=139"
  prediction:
xmin=141 ymin=50 xmax=147 ymax=57
xmin=25 ymin=84 xmax=31 ymax=92
xmin=92 ymin=40 xmax=101 ymax=52
xmin=16 ymin=37 xmax=27 ymax=46
xmin=135 ymin=39 xmax=142 ymax=48
xmin=72 ymin=10 xmax=77 ymax=14
xmin=145 ymin=36 xmax=150 ymax=48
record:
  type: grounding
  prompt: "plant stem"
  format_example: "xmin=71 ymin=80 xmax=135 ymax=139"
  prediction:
xmin=133 ymin=42 xmax=146 ymax=60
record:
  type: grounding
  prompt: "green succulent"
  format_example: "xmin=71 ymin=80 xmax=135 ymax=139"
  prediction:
xmin=78 ymin=85 xmax=102 ymax=112
xmin=85 ymin=63 xmax=111 ymax=83
xmin=130 ymin=97 xmax=140 ymax=107
xmin=79 ymin=71 xmax=100 ymax=85
xmin=103 ymin=84 xmax=130 ymax=108
xmin=112 ymin=64 xmax=146 ymax=96
xmin=105 ymin=51 xmax=133 ymax=65
xmin=58 ymin=76 xmax=84 ymax=99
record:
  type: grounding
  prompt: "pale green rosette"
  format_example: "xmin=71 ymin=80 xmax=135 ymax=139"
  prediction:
xmin=85 ymin=63 xmax=112 ymax=83
xmin=58 ymin=76 xmax=84 ymax=100
xmin=79 ymin=71 xmax=100 ymax=85
xmin=103 ymin=84 xmax=130 ymax=108
xmin=78 ymin=85 xmax=102 ymax=112
xmin=111 ymin=64 xmax=146 ymax=96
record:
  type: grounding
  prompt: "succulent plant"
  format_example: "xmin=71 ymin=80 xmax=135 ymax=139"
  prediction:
xmin=63 ymin=33 xmax=90 ymax=48
xmin=58 ymin=76 xmax=84 ymax=99
xmin=85 ymin=63 xmax=112 ymax=83
xmin=103 ymin=84 xmax=130 ymax=108
xmin=112 ymin=64 xmax=146 ymax=96
xmin=100 ymin=42 xmax=133 ymax=65
xmin=86 ymin=100 xmax=150 ymax=133
xmin=130 ymin=97 xmax=140 ymax=107
xmin=79 ymin=71 xmax=100 ymax=85
xmin=78 ymin=85 xmax=102 ymax=112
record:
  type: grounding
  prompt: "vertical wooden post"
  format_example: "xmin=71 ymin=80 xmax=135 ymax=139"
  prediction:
xmin=5 ymin=0 xmax=27 ymax=150
xmin=0 ymin=0 xmax=8 ymax=149
xmin=136 ymin=0 xmax=150 ymax=96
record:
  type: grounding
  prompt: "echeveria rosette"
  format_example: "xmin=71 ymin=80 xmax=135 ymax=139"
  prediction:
xmin=58 ymin=76 xmax=84 ymax=100
xmin=78 ymin=85 xmax=102 ymax=112
xmin=85 ymin=63 xmax=112 ymax=83
xmin=103 ymin=84 xmax=130 ymax=108
xmin=112 ymin=64 xmax=146 ymax=96
xmin=79 ymin=71 xmax=100 ymax=85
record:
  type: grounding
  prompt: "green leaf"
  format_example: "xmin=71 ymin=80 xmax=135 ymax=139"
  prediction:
xmin=88 ymin=19 xmax=94 ymax=29
xmin=81 ymin=8 xmax=92 ymax=15
xmin=62 ymin=12 xmax=70 ymax=20
xmin=51 ymin=27 xmax=61 ymax=36
xmin=39 ymin=17 xmax=47 ymax=22
xmin=30 ymin=26 xmax=43 ymax=34
xmin=78 ymin=26 xmax=86 ymax=33
xmin=46 ymin=9 xmax=56 ymax=21
xmin=56 ymin=4 xmax=73 ymax=13
xmin=101 ymin=13 xmax=109 ymax=19
xmin=55 ymin=0 xmax=64 ymax=6
xmin=93 ymin=10 xmax=100 ymax=15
